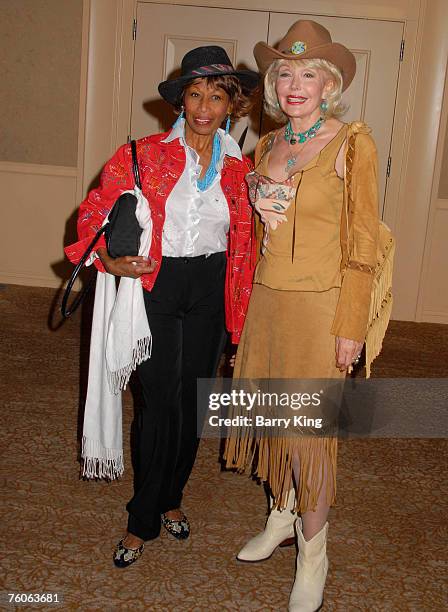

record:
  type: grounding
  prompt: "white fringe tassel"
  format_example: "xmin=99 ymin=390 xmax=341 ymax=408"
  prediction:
xmin=81 ymin=436 xmax=124 ymax=480
xmin=107 ymin=335 xmax=152 ymax=394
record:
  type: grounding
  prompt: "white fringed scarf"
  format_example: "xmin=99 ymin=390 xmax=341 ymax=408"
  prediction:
xmin=81 ymin=186 xmax=152 ymax=479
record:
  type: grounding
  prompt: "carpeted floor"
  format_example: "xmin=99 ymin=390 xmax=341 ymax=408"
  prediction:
xmin=1 ymin=284 xmax=447 ymax=611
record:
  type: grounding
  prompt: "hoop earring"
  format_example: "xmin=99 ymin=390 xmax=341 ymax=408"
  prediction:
xmin=320 ymin=99 xmax=328 ymax=113
xmin=173 ymin=108 xmax=184 ymax=127
xmin=225 ymin=114 xmax=231 ymax=135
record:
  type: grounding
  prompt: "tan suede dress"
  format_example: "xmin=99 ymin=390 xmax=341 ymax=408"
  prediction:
xmin=224 ymin=126 xmax=349 ymax=513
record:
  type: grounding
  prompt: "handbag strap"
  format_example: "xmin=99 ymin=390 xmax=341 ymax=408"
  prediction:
xmin=62 ymin=139 xmax=141 ymax=318
xmin=238 ymin=126 xmax=248 ymax=151
xmin=60 ymin=226 xmax=106 ymax=318
xmin=130 ymin=139 xmax=142 ymax=189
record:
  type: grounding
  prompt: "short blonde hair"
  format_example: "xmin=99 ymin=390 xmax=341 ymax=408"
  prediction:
xmin=263 ymin=58 xmax=346 ymax=123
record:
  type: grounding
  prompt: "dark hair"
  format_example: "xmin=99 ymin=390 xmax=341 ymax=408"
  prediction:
xmin=175 ymin=75 xmax=258 ymax=119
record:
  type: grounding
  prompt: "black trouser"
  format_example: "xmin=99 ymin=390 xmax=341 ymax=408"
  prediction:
xmin=126 ymin=252 xmax=227 ymax=540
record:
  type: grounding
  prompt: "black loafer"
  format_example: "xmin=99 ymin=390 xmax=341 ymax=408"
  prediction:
xmin=113 ymin=538 xmax=145 ymax=568
xmin=161 ymin=512 xmax=190 ymax=540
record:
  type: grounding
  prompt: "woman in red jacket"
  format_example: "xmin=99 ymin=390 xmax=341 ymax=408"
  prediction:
xmin=66 ymin=46 xmax=258 ymax=567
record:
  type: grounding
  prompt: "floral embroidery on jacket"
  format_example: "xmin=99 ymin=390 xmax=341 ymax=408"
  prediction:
xmin=65 ymin=131 xmax=256 ymax=343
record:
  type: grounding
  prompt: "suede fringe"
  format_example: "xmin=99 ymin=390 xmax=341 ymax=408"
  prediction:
xmin=343 ymin=125 xmax=395 ymax=377
xmin=365 ymin=222 xmax=395 ymax=378
xmin=224 ymin=434 xmax=337 ymax=513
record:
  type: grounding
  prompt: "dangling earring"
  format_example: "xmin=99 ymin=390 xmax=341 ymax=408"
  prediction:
xmin=274 ymin=101 xmax=280 ymax=109
xmin=225 ymin=114 xmax=231 ymax=135
xmin=320 ymin=99 xmax=328 ymax=113
xmin=173 ymin=108 xmax=184 ymax=127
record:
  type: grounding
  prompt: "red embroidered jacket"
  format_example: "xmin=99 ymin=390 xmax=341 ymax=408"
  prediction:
xmin=65 ymin=132 xmax=257 ymax=343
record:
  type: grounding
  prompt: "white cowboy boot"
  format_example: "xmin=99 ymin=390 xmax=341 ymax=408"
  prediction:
xmin=237 ymin=489 xmax=297 ymax=562
xmin=288 ymin=521 xmax=329 ymax=612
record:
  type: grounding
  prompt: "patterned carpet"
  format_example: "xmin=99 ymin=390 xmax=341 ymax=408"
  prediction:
xmin=1 ymin=284 xmax=447 ymax=611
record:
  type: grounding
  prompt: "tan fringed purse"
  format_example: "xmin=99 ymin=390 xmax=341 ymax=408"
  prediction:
xmin=343 ymin=124 xmax=395 ymax=377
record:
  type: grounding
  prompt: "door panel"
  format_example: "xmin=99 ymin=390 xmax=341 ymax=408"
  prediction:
xmin=132 ymin=5 xmax=403 ymax=213
xmin=267 ymin=13 xmax=404 ymax=213
xmin=131 ymin=2 xmax=269 ymax=155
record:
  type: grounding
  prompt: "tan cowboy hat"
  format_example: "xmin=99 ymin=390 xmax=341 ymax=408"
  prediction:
xmin=254 ymin=20 xmax=356 ymax=91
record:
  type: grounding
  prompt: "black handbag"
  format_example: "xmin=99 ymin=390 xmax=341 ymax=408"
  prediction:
xmin=105 ymin=140 xmax=143 ymax=258
xmin=61 ymin=140 xmax=143 ymax=318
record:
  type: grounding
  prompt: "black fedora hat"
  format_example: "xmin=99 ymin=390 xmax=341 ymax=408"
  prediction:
xmin=158 ymin=46 xmax=259 ymax=105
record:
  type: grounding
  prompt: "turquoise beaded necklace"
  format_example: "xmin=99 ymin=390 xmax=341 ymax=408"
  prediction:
xmin=284 ymin=116 xmax=324 ymax=145
xmin=197 ymin=132 xmax=221 ymax=191
xmin=284 ymin=116 xmax=325 ymax=172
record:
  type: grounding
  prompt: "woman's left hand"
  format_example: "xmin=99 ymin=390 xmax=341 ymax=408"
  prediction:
xmin=335 ymin=336 xmax=364 ymax=371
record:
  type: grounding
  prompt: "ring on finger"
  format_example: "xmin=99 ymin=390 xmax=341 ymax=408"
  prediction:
xmin=352 ymin=354 xmax=362 ymax=365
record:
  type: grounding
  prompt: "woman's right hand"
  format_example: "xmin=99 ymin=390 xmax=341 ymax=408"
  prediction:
xmin=97 ymin=248 xmax=156 ymax=278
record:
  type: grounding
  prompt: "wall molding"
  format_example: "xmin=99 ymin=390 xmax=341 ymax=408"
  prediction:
xmin=419 ymin=312 xmax=448 ymax=324
xmin=137 ymin=0 xmax=418 ymax=20
xmin=433 ymin=198 xmax=448 ymax=211
xmin=0 ymin=272 xmax=64 ymax=289
xmin=0 ymin=162 xmax=77 ymax=178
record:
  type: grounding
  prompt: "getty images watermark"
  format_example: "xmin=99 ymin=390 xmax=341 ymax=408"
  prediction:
xmin=197 ymin=378 xmax=448 ymax=439
xmin=208 ymin=388 xmax=326 ymax=430
xmin=198 ymin=379 xmax=344 ymax=438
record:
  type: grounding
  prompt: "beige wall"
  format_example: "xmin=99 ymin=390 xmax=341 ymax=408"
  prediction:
xmin=0 ymin=0 xmax=83 ymax=167
xmin=391 ymin=0 xmax=448 ymax=322
xmin=0 ymin=0 xmax=87 ymax=288
xmin=416 ymin=60 xmax=448 ymax=323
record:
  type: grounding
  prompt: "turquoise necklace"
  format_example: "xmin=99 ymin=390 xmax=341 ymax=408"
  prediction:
xmin=197 ymin=132 xmax=221 ymax=191
xmin=284 ymin=116 xmax=324 ymax=145
xmin=284 ymin=116 xmax=325 ymax=172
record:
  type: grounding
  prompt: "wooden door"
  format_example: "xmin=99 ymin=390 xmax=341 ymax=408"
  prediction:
xmin=267 ymin=13 xmax=404 ymax=215
xmin=131 ymin=2 xmax=269 ymax=155
xmin=131 ymin=4 xmax=403 ymax=216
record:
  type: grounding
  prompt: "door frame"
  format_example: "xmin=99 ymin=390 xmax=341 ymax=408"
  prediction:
xmin=80 ymin=0 xmax=447 ymax=322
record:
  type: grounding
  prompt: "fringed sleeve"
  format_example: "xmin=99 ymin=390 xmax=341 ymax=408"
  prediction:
xmin=331 ymin=129 xmax=379 ymax=343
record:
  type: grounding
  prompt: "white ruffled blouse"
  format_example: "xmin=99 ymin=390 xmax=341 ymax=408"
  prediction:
xmin=161 ymin=119 xmax=242 ymax=257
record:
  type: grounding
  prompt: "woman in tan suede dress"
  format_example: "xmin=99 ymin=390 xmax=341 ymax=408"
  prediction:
xmin=224 ymin=21 xmax=379 ymax=612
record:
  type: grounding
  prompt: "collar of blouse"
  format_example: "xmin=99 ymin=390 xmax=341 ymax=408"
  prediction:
xmin=161 ymin=118 xmax=243 ymax=163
